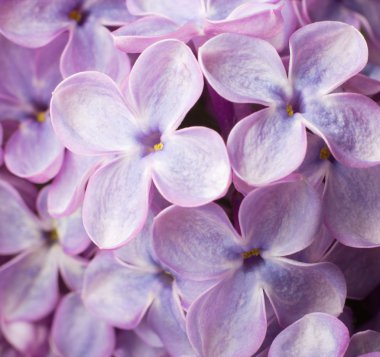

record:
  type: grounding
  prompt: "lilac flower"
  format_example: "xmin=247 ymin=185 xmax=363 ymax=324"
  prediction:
xmin=199 ymin=21 xmax=380 ymax=186
xmin=51 ymin=292 xmax=115 ymax=357
xmin=0 ymin=0 xmax=131 ymax=78
xmin=0 ymin=182 xmax=90 ymax=325
xmin=298 ymin=133 xmax=380 ymax=247
xmin=268 ymin=312 xmax=380 ymax=357
xmin=83 ymin=212 xmax=195 ymax=356
xmin=153 ymin=179 xmax=346 ymax=356
xmin=114 ymin=0 xmax=285 ymax=53
xmin=0 ymin=35 xmax=65 ymax=183
xmin=51 ymin=39 xmax=231 ymax=248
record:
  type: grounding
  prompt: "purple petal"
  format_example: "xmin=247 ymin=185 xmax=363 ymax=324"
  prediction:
xmin=0 ymin=180 xmax=43 ymax=255
xmin=4 ymin=117 xmax=64 ymax=183
xmin=227 ymin=108 xmax=306 ymax=185
xmin=114 ymin=330 xmax=168 ymax=357
xmin=187 ymin=269 xmax=266 ymax=357
xmin=0 ymin=246 xmax=59 ymax=321
xmin=345 ymin=330 xmax=380 ymax=357
xmin=289 ymin=21 xmax=367 ymax=95
xmin=153 ymin=203 xmax=241 ymax=281
xmin=129 ymin=40 xmax=203 ymax=133
xmin=51 ymin=293 xmax=115 ymax=357
xmin=61 ymin=21 xmax=130 ymax=83
xmin=261 ymin=257 xmax=346 ymax=326
xmin=0 ymin=0 xmax=72 ymax=47
xmin=303 ymin=0 xmax=361 ymax=26
xmin=324 ymin=163 xmax=380 ymax=247
xmin=239 ymin=179 xmax=322 ymax=256
xmin=146 ymin=284 xmax=194 ymax=356
xmin=83 ymin=252 xmax=157 ymax=329
xmin=51 ymin=71 xmax=137 ymax=155
xmin=56 ymin=209 xmax=91 ymax=255
xmin=303 ymin=93 xmax=380 ymax=167
xmin=82 ymin=156 xmax=151 ymax=249
xmin=114 ymin=16 xmax=198 ymax=53
xmin=48 ymin=152 xmax=103 ymax=217
xmin=344 ymin=72 xmax=380 ymax=96
xmin=115 ymin=211 xmax=158 ymax=271
xmin=88 ymin=0 xmax=133 ymax=25
xmin=1 ymin=319 xmax=48 ymax=355
xmin=174 ymin=278 xmax=219 ymax=310
xmin=205 ymin=2 xmax=284 ymax=39
xmin=268 ymin=313 xmax=349 ymax=357
xmin=127 ymin=0 xmax=203 ymax=24
xmin=199 ymin=33 xmax=290 ymax=105
xmin=58 ymin=253 xmax=88 ymax=292
xmin=152 ymin=127 xmax=231 ymax=206
xmin=325 ymin=243 xmax=380 ymax=299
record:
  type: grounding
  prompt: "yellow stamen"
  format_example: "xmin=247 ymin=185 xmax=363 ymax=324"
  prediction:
xmin=319 ymin=146 xmax=331 ymax=160
xmin=36 ymin=111 xmax=46 ymax=123
xmin=68 ymin=10 xmax=82 ymax=22
xmin=164 ymin=270 xmax=174 ymax=278
xmin=49 ymin=229 xmax=59 ymax=242
xmin=242 ymin=248 xmax=260 ymax=259
xmin=286 ymin=104 xmax=294 ymax=117
xmin=153 ymin=142 xmax=164 ymax=151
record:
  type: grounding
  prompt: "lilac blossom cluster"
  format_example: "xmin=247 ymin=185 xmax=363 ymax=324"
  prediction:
xmin=1 ymin=0 xmax=380 ymax=356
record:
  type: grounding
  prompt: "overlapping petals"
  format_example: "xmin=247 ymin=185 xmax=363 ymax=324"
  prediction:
xmin=51 ymin=39 xmax=230 ymax=248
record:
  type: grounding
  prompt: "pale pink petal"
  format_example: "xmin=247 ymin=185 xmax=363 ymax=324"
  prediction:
xmin=51 ymin=71 xmax=137 ymax=155
xmin=114 ymin=16 xmax=198 ymax=53
xmin=153 ymin=203 xmax=241 ymax=281
xmin=0 ymin=246 xmax=59 ymax=321
xmin=0 ymin=180 xmax=43 ymax=255
xmin=4 ymin=117 xmax=64 ymax=183
xmin=324 ymin=164 xmax=380 ymax=247
xmin=147 ymin=285 xmax=194 ymax=356
xmin=51 ymin=293 xmax=115 ymax=357
xmin=152 ymin=127 xmax=231 ymax=206
xmin=199 ymin=33 xmax=290 ymax=105
xmin=83 ymin=252 xmax=157 ymax=329
xmin=261 ymin=257 xmax=346 ymax=326
xmin=239 ymin=179 xmax=322 ymax=256
xmin=289 ymin=21 xmax=367 ymax=96
xmin=227 ymin=108 xmax=306 ymax=186
xmin=82 ymin=156 xmax=151 ymax=249
xmin=56 ymin=209 xmax=91 ymax=255
xmin=58 ymin=253 xmax=88 ymax=292
xmin=1 ymin=320 xmax=48 ymax=356
xmin=303 ymin=93 xmax=380 ymax=167
xmin=129 ymin=40 xmax=203 ymax=133
xmin=268 ymin=313 xmax=349 ymax=357
xmin=0 ymin=0 xmax=72 ymax=47
xmin=205 ymin=1 xmax=284 ymax=39
xmin=61 ymin=20 xmax=130 ymax=83
xmin=127 ymin=0 xmax=204 ymax=24
xmin=187 ymin=269 xmax=266 ymax=357
xmin=115 ymin=211 xmax=158 ymax=272
xmin=48 ymin=152 xmax=104 ymax=217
